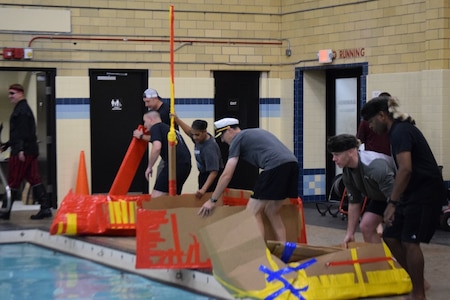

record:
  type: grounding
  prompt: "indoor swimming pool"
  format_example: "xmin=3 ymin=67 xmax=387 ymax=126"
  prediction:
xmin=0 ymin=243 xmax=212 ymax=300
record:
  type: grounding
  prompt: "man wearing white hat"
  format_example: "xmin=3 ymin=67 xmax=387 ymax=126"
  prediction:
xmin=133 ymin=88 xmax=173 ymax=141
xmin=198 ymin=117 xmax=299 ymax=242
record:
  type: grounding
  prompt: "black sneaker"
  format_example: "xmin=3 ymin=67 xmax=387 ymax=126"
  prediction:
xmin=30 ymin=208 xmax=52 ymax=220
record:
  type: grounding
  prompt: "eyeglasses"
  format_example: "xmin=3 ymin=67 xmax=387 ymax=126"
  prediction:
xmin=9 ymin=92 xmax=16 ymax=95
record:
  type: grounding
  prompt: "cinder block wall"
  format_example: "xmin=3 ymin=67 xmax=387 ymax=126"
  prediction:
xmin=1 ymin=1 xmax=450 ymax=201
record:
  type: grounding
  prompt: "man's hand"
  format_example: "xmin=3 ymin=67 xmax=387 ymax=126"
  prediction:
xmin=145 ymin=166 xmax=153 ymax=180
xmin=195 ymin=189 xmax=206 ymax=199
xmin=343 ymin=233 xmax=355 ymax=248
xmin=198 ymin=200 xmax=216 ymax=217
xmin=133 ymin=128 xmax=144 ymax=139
xmin=18 ymin=151 xmax=25 ymax=162
xmin=384 ymin=204 xmax=396 ymax=227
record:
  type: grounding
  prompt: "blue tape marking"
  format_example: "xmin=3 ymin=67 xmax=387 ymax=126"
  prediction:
xmin=259 ymin=258 xmax=317 ymax=300
xmin=281 ymin=242 xmax=297 ymax=263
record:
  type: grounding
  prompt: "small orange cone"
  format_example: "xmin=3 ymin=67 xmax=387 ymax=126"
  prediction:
xmin=75 ymin=150 xmax=90 ymax=195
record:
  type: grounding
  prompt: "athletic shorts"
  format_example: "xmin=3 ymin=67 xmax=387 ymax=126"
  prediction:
xmin=154 ymin=162 xmax=191 ymax=195
xmin=383 ymin=202 xmax=442 ymax=243
xmin=364 ymin=199 xmax=387 ymax=217
xmin=198 ymin=169 xmax=222 ymax=192
xmin=252 ymin=161 xmax=299 ymax=200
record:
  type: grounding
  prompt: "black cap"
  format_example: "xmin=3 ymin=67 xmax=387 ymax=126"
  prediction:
xmin=361 ymin=97 xmax=389 ymax=121
xmin=327 ymin=134 xmax=358 ymax=153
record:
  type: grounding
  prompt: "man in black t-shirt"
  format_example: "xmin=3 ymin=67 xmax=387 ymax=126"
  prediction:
xmin=143 ymin=111 xmax=191 ymax=197
xmin=362 ymin=95 xmax=445 ymax=300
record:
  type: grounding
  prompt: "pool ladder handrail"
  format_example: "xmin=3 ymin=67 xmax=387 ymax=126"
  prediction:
xmin=0 ymin=168 xmax=11 ymax=212
xmin=0 ymin=122 xmax=12 ymax=212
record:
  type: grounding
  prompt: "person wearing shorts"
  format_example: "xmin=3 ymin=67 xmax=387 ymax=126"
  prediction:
xmin=198 ymin=117 xmax=298 ymax=242
xmin=172 ymin=114 xmax=224 ymax=199
xmin=143 ymin=111 xmax=191 ymax=197
xmin=327 ymin=134 xmax=396 ymax=247
xmin=362 ymin=95 xmax=446 ymax=300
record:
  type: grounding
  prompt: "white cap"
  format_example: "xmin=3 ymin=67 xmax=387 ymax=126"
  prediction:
xmin=214 ymin=118 xmax=239 ymax=137
xmin=143 ymin=88 xmax=159 ymax=98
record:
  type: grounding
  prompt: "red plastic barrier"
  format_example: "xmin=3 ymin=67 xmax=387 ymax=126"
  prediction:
xmin=50 ymin=190 xmax=150 ymax=236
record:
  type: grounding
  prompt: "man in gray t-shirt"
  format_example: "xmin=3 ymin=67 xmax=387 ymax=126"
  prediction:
xmin=327 ymin=134 xmax=396 ymax=246
xmin=198 ymin=118 xmax=298 ymax=242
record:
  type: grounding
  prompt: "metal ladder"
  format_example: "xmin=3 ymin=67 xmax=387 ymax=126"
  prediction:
xmin=0 ymin=122 xmax=12 ymax=213
xmin=0 ymin=166 xmax=11 ymax=213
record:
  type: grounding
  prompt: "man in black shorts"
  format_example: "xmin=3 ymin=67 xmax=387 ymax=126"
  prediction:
xmin=362 ymin=95 xmax=445 ymax=300
xmin=327 ymin=134 xmax=396 ymax=247
xmin=198 ymin=118 xmax=298 ymax=242
xmin=143 ymin=111 xmax=191 ymax=197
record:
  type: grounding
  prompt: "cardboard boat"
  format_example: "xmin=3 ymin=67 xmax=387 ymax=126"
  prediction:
xmin=199 ymin=210 xmax=412 ymax=300
xmin=135 ymin=191 xmax=307 ymax=269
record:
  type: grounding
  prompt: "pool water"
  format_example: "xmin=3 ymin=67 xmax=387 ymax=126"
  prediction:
xmin=0 ymin=243 xmax=212 ymax=300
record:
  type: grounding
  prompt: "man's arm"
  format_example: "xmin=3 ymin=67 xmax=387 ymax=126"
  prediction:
xmin=198 ymin=156 xmax=239 ymax=216
xmin=172 ymin=114 xmax=191 ymax=137
xmin=371 ymin=159 xmax=396 ymax=199
xmin=196 ymin=170 xmax=218 ymax=199
xmin=390 ymin=151 xmax=411 ymax=201
xmin=133 ymin=127 xmax=151 ymax=142
xmin=342 ymin=175 xmax=364 ymax=245
xmin=145 ymin=140 xmax=162 ymax=180
xmin=345 ymin=202 xmax=362 ymax=246
xmin=385 ymin=151 xmax=412 ymax=225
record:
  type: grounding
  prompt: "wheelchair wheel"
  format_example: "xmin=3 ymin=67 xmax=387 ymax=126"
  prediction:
xmin=316 ymin=202 xmax=329 ymax=216
xmin=327 ymin=203 xmax=340 ymax=217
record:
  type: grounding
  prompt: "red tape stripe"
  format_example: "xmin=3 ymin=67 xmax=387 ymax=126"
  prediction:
xmin=326 ymin=256 xmax=393 ymax=267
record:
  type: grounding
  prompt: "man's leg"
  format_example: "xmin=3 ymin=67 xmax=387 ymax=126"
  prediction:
xmin=263 ymin=200 xmax=286 ymax=242
xmin=404 ymin=242 xmax=426 ymax=300
xmin=30 ymin=183 xmax=52 ymax=220
xmin=2 ymin=155 xmax=27 ymax=220
xmin=359 ymin=212 xmax=383 ymax=243
xmin=384 ymin=237 xmax=407 ymax=267
xmin=246 ymin=198 xmax=266 ymax=239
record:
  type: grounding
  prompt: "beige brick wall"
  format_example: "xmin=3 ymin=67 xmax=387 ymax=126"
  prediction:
xmin=1 ymin=1 xmax=449 ymax=77
xmin=0 ymin=1 xmax=285 ymax=78
xmin=2 ymin=1 xmax=450 ymax=199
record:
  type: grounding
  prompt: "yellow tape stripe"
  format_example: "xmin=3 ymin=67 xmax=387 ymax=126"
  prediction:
xmin=120 ymin=201 xmax=129 ymax=224
xmin=108 ymin=201 xmax=115 ymax=224
xmin=66 ymin=213 xmax=77 ymax=235
xmin=128 ymin=201 xmax=136 ymax=224
xmin=56 ymin=221 xmax=64 ymax=234
xmin=351 ymin=248 xmax=364 ymax=285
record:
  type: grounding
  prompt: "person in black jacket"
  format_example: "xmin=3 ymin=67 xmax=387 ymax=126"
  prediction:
xmin=0 ymin=83 xmax=51 ymax=220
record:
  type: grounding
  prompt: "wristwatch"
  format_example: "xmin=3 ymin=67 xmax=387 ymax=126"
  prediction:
xmin=387 ymin=199 xmax=399 ymax=207
xmin=210 ymin=197 xmax=218 ymax=203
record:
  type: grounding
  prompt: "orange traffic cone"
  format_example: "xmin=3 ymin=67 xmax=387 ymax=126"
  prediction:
xmin=75 ymin=150 xmax=90 ymax=195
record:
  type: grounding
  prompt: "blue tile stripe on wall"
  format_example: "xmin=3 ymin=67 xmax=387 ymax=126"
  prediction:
xmin=56 ymin=97 xmax=281 ymax=119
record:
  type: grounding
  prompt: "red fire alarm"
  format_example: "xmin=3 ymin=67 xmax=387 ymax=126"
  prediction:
xmin=13 ymin=48 xmax=24 ymax=59
xmin=2 ymin=48 xmax=24 ymax=60
xmin=3 ymin=48 xmax=14 ymax=59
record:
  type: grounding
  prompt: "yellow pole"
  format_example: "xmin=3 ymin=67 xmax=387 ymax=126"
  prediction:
xmin=167 ymin=5 xmax=177 ymax=196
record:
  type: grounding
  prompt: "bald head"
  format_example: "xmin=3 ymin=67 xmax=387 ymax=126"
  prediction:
xmin=143 ymin=110 xmax=162 ymax=130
